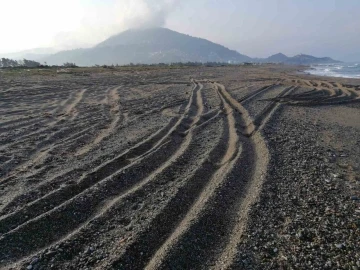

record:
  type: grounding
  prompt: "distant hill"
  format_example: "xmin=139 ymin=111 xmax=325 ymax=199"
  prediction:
xmin=39 ymin=28 xmax=341 ymax=66
xmin=43 ymin=28 xmax=252 ymax=66
xmin=0 ymin=48 xmax=58 ymax=62
xmin=265 ymin=53 xmax=289 ymax=63
xmin=261 ymin=53 xmax=341 ymax=65
xmin=285 ymin=54 xmax=341 ymax=65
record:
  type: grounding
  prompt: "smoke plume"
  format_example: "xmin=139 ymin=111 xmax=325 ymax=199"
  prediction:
xmin=52 ymin=0 xmax=180 ymax=49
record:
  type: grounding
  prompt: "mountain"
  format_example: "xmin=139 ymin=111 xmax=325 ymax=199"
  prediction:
xmin=285 ymin=54 xmax=340 ymax=65
xmin=40 ymin=28 xmax=341 ymax=66
xmin=43 ymin=28 xmax=252 ymax=66
xmin=0 ymin=48 xmax=58 ymax=62
xmin=265 ymin=53 xmax=290 ymax=63
xmin=261 ymin=53 xmax=340 ymax=65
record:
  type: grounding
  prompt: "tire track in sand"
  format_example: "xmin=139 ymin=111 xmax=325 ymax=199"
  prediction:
xmin=0 ymin=89 xmax=87 ymax=180
xmin=109 ymin=82 xmax=236 ymax=269
xmin=213 ymin=85 xmax=292 ymax=270
xmin=76 ymin=86 xmax=121 ymax=156
xmin=0 ymin=82 xmax=205 ymax=264
xmin=62 ymin=88 xmax=86 ymax=120
xmin=270 ymin=83 xmax=360 ymax=106
xmin=140 ymin=83 xmax=268 ymax=270
xmin=0 ymin=88 xmax=86 ymax=151
xmin=0 ymin=83 xmax=194 ymax=217
xmin=108 ymin=81 xmax=276 ymax=269
xmin=75 ymin=81 xmax=204 ymax=224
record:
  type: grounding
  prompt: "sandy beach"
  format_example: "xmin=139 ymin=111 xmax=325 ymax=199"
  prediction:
xmin=0 ymin=65 xmax=359 ymax=269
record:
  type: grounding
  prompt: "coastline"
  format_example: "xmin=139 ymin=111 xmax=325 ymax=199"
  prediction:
xmin=304 ymin=62 xmax=360 ymax=79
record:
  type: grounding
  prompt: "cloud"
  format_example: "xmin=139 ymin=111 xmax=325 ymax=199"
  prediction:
xmin=0 ymin=0 xmax=85 ymax=53
xmin=114 ymin=0 xmax=178 ymax=29
xmin=51 ymin=0 xmax=181 ymax=50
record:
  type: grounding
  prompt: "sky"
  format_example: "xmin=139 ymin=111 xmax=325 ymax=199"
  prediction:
xmin=0 ymin=0 xmax=359 ymax=61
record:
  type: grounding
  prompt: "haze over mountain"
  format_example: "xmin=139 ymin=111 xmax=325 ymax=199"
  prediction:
xmin=41 ymin=28 xmax=339 ymax=66
xmin=0 ymin=48 xmax=58 ymax=62
xmin=42 ymin=28 xmax=251 ymax=66
xmin=265 ymin=53 xmax=289 ymax=63
xmin=261 ymin=53 xmax=340 ymax=65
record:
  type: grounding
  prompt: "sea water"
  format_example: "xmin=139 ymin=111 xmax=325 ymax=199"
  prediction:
xmin=305 ymin=63 xmax=360 ymax=79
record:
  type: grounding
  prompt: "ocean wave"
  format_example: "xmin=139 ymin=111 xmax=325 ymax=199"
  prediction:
xmin=305 ymin=63 xmax=360 ymax=79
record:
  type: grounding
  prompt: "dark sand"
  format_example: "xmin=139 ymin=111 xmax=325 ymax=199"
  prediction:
xmin=0 ymin=65 xmax=359 ymax=269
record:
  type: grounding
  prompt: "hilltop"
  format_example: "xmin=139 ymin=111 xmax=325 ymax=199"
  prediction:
xmin=43 ymin=28 xmax=251 ymax=66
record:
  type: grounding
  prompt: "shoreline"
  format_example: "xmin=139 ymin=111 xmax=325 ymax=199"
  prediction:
xmin=303 ymin=62 xmax=360 ymax=79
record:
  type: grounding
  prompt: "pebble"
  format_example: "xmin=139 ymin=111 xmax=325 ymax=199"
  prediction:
xmin=45 ymin=250 xmax=56 ymax=257
xmin=335 ymin=243 xmax=344 ymax=249
xmin=30 ymin=257 xmax=39 ymax=265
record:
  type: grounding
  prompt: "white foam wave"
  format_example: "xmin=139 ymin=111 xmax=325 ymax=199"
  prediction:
xmin=305 ymin=64 xmax=360 ymax=79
